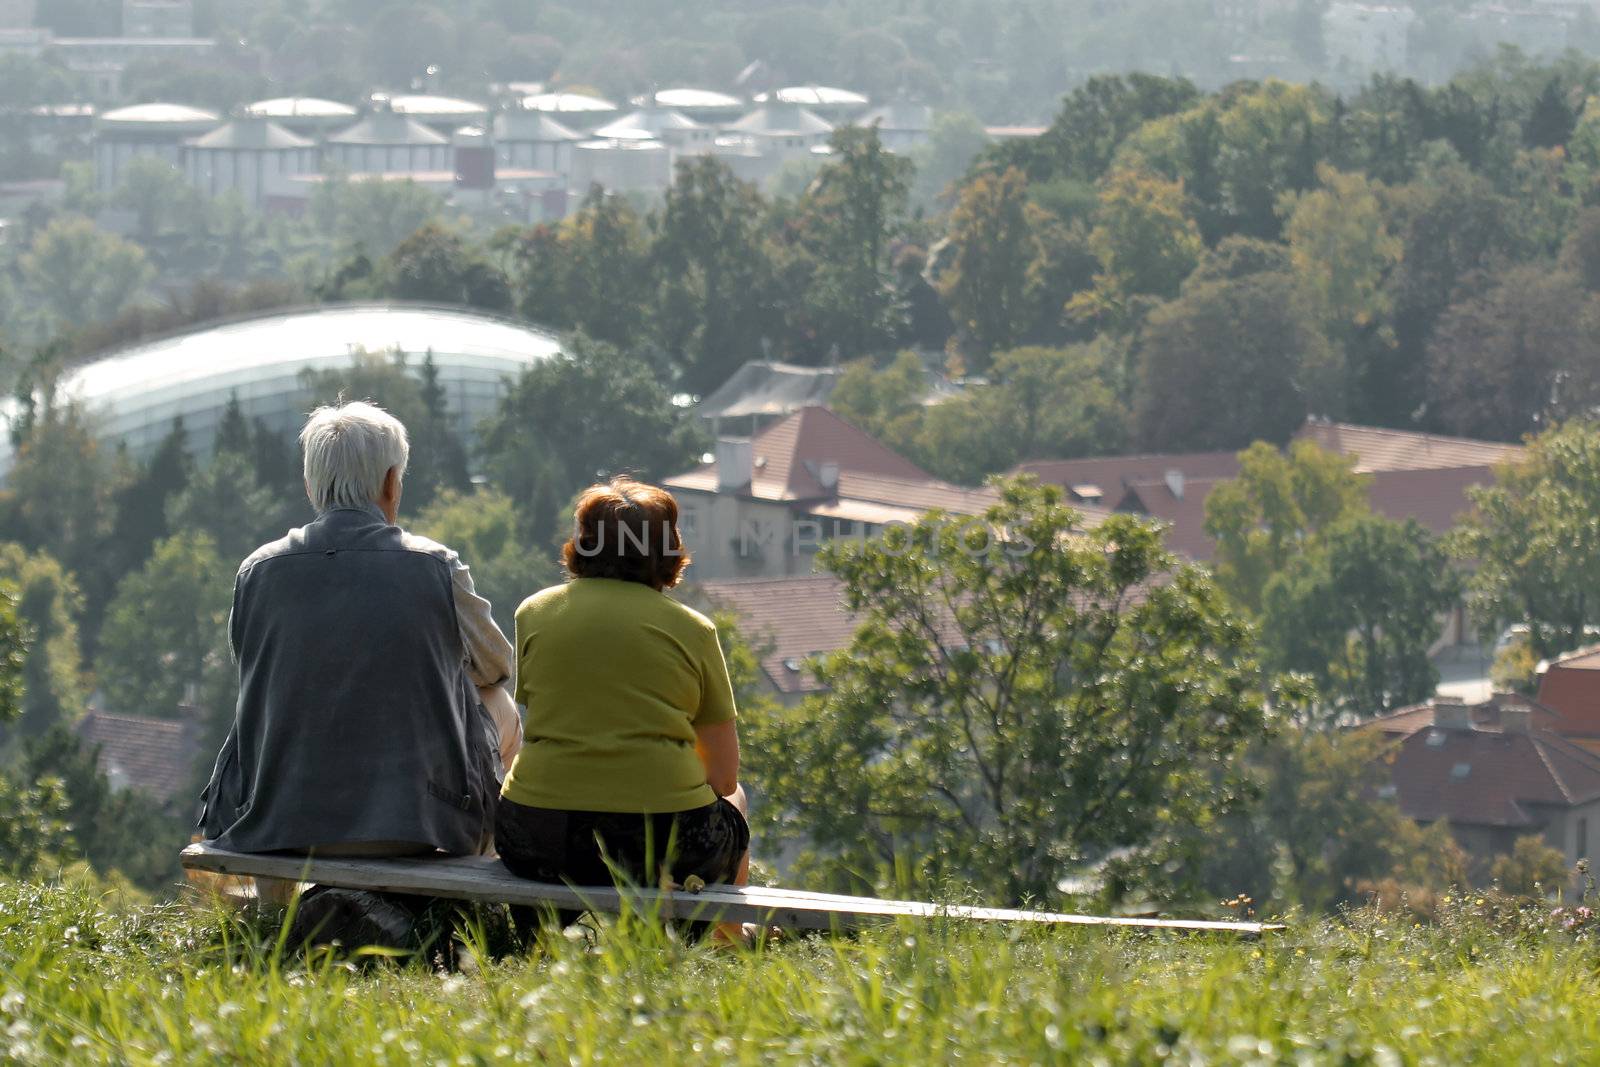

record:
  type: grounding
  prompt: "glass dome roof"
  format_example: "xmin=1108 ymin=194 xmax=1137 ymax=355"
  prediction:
xmin=4 ymin=303 xmax=562 ymax=473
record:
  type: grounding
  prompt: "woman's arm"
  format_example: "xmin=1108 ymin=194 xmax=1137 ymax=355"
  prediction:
xmin=694 ymin=718 xmax=740 ymax=798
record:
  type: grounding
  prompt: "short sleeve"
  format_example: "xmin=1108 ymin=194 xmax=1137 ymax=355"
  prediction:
xmin=695 ymin=623 xmax=738 ymax=726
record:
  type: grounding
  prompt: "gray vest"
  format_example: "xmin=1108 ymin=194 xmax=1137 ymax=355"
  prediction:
xmin=198 ymin=505 xmax=499 ymax=854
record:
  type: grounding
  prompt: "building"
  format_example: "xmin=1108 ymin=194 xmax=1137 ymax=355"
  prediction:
xmin=244 ymin=96 xmax=359 ymax=138
xmin=51 ymin=36 xmax=216 ymax=98
xmin=632 ymin=88 xmax=745 ymax=123
xmin=593 ymin=106 xmax=716 ymax=155
xmin=1019 ymin=420 xmax=1523 ymax=563
xmin=76 ymin=709 xmax=203 ymax=810
xmin=568 ymin=136 xmax=671 ymax=194
xmin=0 ymin=303 xmax=562 ymax=472
xmin=492 ymin=105 xmax=582 ymax=172
xmin=1322 ymin=2 xmax=1418 ymax=75
xmin=1464 ymin=3 xmax=1574 ymax=55
xmin=854 ymin=102 xmax=933 ymax=152
xmin=182 ymin=115 xmax=317 ymax=207
xmin=696 ymin=361 xmax=845 ymax=436
xmin=1535 ymin=647 xmax=1600 ymax=756
xmin=385 ymin=93 xmax=489 ymax=135
xmin=93 ymin=102 xmax=219 ymax=192
xmin=1366 ymin=695 xmax=1600 ymax=875
xmin=689 ymin=574 xmax=857 ymax=704
xmin=520 ymin=91 xmax=619 ymax=128
xmin=122 ymin=0 xmax=193 ymax=38
xmin=323 ymin=104 xmax=451 ymax=174
xmin=664 ymin=405 xmax=1098 ymax=580
xmin=752 ymin=85 xmax=870 ymax=121
xmin=723 ymin=101 xmax=833 ymax=160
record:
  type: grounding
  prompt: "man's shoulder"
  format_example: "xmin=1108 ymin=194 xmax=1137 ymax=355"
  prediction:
xmin=396 ymin=529 xmax=461 ymax=568
xmin=237 ymin=519 xmax=459 ymax=577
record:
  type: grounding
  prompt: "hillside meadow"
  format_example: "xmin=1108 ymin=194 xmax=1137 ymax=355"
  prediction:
xmin=2 ymin=879 xmax=1600 ymax=1064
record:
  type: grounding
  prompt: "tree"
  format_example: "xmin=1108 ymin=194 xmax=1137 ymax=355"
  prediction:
xmin=1280 ymin=165 xmax=1403 ymax=408
xmin=756 ymin=477 xmax=1268 ymax=902
xmin=1451 ymin=421 xmax=1600 ymax=660
xmin=22 ymin=727 xmax=183 ymax=888
xmin=792 ymin=126 xmax=913 ymax=358
xmin=165 ymin=452 xmax=279 ymax=565
xmin=1108 ymin=728 xmax=1465 ymax=914
xmin=0 ymin=584 xmax=70 ymax=881
xmin=652 ymin=157 xmax=779 ymax=394
xmin=384 ymin=222 xmax=512 ymax=312
xmin=94 ymin=532 xmax=233 ymax=719
xmin=1491 ymin=835 xmax=1570 ymax=897
xmin=477 ymin=335 xmax=707 ymax=546
xmin=102 ymin=419 xmax=193 ymax=617
xmin=1132 ymin=272 xmax=1333 ymax=452
xmin=414 ymin=488 xmax=558 ymax=636
xmin=980 ymin=73 xmax=1200 ymax=184
xmin=18 ymin=217 xmax=153 ymax=334
xmin=1425 ymin=265 xmax=1600 ymax=441
xmin=0 ymin=401 xmax=117 ymax=608
xmin=1068 ymin=168 xmax=1203 ymax=330
xmin=556 ymin=189 xmax=654 ymax=350
xmin=1524 ymin=79 xmax=1577 ymax=150
xmin=0 ymin=545 xmax=86 ymax=738
xmin=1204 ymin=440 xmax=1371 ymax=614
xmin=1375 ymin=164 xmax=1519 ymax=427
xmin=113 ymin=156 xmax=199 ymax=247
xmin=1261 ymin=515 xmax=1460 ymax=718
xmin=911 ymin=344 xmax=1127 ymax=484
xmin=937 ymin=167 xmax=1047 ymax=371
xmin=309 ymin=174 xmax=446 ymax=258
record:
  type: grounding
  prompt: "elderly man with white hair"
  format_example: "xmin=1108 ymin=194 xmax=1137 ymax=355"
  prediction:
xmin=198 ymin=400 xmax=521 ymax=873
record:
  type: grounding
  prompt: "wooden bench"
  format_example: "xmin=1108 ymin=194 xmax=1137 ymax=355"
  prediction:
xmin=181 ymin=843 xmax=1281 ymax=936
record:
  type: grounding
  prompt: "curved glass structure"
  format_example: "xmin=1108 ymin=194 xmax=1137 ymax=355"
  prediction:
xmin=7 ymin=303 xmax=561 ymax=472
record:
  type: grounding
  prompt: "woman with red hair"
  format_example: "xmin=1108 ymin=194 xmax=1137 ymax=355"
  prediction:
xmin=495 ymin=476 xmax=750 ymax=918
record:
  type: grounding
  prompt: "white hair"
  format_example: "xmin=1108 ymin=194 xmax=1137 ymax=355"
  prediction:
xmin=299 ymin=401 xmax=410 ymax=512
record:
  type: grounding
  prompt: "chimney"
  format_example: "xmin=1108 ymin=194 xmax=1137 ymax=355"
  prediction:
xmin=818 ymin=461 xmax=840 ymax=492
xmin=1164 ymin=469 xmax=1185 ymax=500
xmin=1500 ymin=707 xmax=1532 ymax=734
xmin=715 ymin=437 xmax=753 ymax=494
xmin=1432 ymin=699 xmax=1473 ymax=730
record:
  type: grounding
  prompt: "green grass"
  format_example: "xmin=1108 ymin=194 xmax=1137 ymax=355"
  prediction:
xmin=3 ymin=880 xmax=1600 ymax=1064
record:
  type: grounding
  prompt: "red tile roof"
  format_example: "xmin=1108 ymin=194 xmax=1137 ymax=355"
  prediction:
xmin=668 ymin=405 xmax=1111 ymax=525
xmin=1537 ymin=646 xmax=1600 ymax=739
xmin=1368 ymin=694 xmax=1567 ymax=737
xmin=1293 ymin=419 xmax=1523 ymax=473
xmin=1116 ymin=477 xmax=1226 ymax=561
xmin=691 ymin=575 xmax=858 ymax=695
xmin=1361 ymin=696 xmax=1600 ymax=828
xmin=1366 ymin=466 xmax=1493 ymax=536
xmin=1014 ymin=451 xmax=1242 ymax=504
xmin=667 ymin=406 xmax=931 ymax=502
xmin=75 ymin=710 xmax=202 ymax=807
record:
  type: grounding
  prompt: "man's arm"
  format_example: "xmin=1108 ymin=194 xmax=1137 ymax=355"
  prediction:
xmin=446 ymin=556 xmax=522 ymax=770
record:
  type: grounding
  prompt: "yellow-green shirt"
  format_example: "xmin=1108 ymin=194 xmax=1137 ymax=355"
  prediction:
xmin=501 ymin=578 xmax=737 ymax=813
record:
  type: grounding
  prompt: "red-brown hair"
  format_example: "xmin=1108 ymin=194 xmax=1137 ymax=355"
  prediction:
xmin=561 ymin=477 xmax=690 ymax=590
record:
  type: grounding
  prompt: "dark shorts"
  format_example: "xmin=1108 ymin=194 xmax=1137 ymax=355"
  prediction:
xmin=495 ymin=795 xmax=750 ymax=888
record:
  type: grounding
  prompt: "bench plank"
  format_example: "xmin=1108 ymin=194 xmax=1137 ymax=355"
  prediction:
xmin=181 ymin=844 xmax=1279 ymax=935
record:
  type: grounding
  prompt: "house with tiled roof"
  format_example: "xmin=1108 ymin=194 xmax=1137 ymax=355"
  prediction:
xmin=665 ymin=406 xmax=1106 ymax=580
xmin=687 ymin=574 xmax=856 ymax=704
xmin=1363 ymin=696 xmax=1600 ymax=874
xmin=1017 ymin=418 xmax=1521 ymax=564
xmin=1535 ymin=647 xmax=1600 ymax=756
xmin=74 ymin=710 xmax=203 ymax=811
